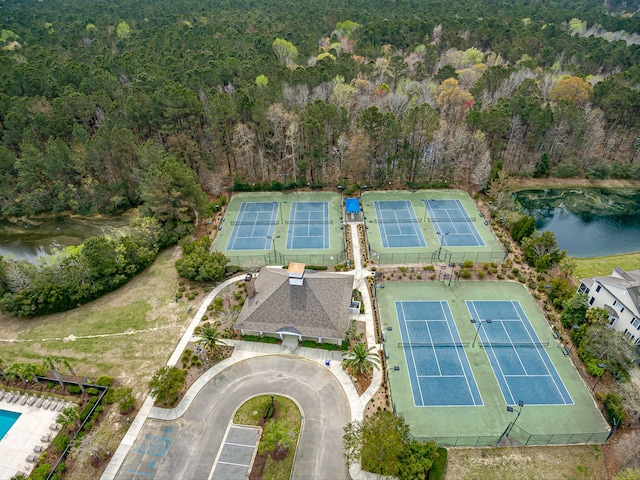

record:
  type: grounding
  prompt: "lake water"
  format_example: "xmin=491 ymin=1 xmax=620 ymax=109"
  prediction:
xmin=516 ymin=188 xmax=640 ymax=258
xmin=0 ymin=214 xmax=132 ymax=262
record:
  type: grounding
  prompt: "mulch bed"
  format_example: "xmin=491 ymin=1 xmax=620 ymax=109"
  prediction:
xmin=248 ymin=401 xmax=288 ymax=480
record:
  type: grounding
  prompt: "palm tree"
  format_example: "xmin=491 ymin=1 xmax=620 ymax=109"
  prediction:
xmin=194 ymin=322 xmax=225 ymax=357
xmin=60 ymin=358 xmax=84 ymax=393
xmin=342 ymin=343 xmax=380 ymax=376
xmin=0 ymin=357 xmax=7 ymax=381
xmin=44 ymin=356 xmax=65 ymax=391
xmin=57 ymin=405 xmax=80 ymax=431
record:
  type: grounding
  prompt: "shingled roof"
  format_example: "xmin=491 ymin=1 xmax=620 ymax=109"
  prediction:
xmin=236 ymin=267 xmax=355 ymax=340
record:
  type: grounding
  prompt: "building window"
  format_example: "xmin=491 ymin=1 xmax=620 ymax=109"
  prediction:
xmin=595 ymin=285 xmax=601 ymax=292
xmin=632 ymin=318 xmax=640 ymax=330
xmin=589 ymin=297 xmax=595 ymax=305
xmin=623 ymin=329 xmax=633 ymax=340
xmin=578 ymin=283 xmax=590 ymax=294
xmin=609 ymin=317 xmax=616 ymax=326
xmin=612 ymin=300 xmax=624 ymax=313
xmin=636 ymin=337 xmax=640 ymax=346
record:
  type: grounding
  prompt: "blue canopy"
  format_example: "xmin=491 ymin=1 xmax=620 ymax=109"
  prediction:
xmin=345 ymin=198 xmax=361 ymax=213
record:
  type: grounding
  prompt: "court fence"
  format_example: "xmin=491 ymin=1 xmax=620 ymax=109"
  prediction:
xmin=369 ymin=246 xmax=507 ymax=265
xmin=405 ymin=425 xmax=609 ymax=448
xmin=224 ymin=251 xmax=346 ymax=268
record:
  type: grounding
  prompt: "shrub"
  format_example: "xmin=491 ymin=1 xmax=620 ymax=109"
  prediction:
xmin=242 ymin=334 xmax=261 ymax=342
xmin=602 ymin=393 xmax=626 ymax=426
xmin=86 ymin=387 xmax=99 ymax=396
xmin=52 ymin=433 xmax=71 ymax=453
xmin=118 ymin=388 xmax=136 ymax=414
xmin=83 ymin=421 xmax=93 ymax=432
xmin=261 ymin=336 xmax=279 ymax=343
xmin=460 ymin=270 xmax=472 ymax=279
xmin=95 ymin=376 xmax=114 ymax=387
xmin=80 ymin=404 xmax=94 ymax=421
xmin=301 ymin=340 xmax=317 ymax=348
xmin=463 ymin=260 xmax=474 ymax=268
xmin=476 ymin=270 xmax=486 ymax=279
xmin=66 ymin=385 xmax=82 ymax=394
xmin=29 ymin=464 xmax=52 ymax=480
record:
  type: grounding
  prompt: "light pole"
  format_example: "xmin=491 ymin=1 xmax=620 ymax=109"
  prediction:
xmin=505 ymin=400 xmax=524 ymax=437
xmin=592 ymin=364 xmax=606 ymax=392
xmin=359 ymin=185 xmax=369 ymax=197
xmin=471 ymin=318 xmax=492 ymax=347
xmin=266 ymin=235 xmax=280 ymax=259
xmin=436 ymin=231 xmax=449 ymax=260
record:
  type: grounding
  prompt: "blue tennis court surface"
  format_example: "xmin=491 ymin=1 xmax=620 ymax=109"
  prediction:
xmin=286 ymin=202 xmax=329 ymax=249
xmin=467 ymin=300 xmax=573 ymax=406
xmin=397 ymin=301 xmax=483 ymax=407
xmin=424 ymin=199 xmax=485 ymax=247
xmin=375 ymin=200 xmax=426 ymax=248
xmin=227 ymin=202 xmax=278 ymax=251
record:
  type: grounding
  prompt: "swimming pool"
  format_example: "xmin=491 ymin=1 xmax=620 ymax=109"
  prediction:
xmin=0 ymin=409 xmax=21 ymax=440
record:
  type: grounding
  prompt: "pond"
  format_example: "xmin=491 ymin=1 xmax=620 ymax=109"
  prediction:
xmin=0 ymin=214 xmax=133 ymax=262
xmin=515 ymin=188 xmax=640 ymax=258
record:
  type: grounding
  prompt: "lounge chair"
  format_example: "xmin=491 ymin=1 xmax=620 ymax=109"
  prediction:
xmin=12 ymin=393 xmax=22 ymax=403
xmin=27 ymin=394 xmax=37 ymax=406
xmin=36 ymin=395 xmax=45 ymax=408
xmin=49 ymin=423 xmax=60 ymax=431
xmin=5 ymin=391 xmax=15 ymax=403
xmin=20 ymin=394 xmax=29 ymax=405
xmin=56 ymin=400 xmax=65 ymax=411
xmin=40 ymin=434 xmax=51 ymax=443
xmin=0 ymin=389 xmax=5 ymax=400
xmin=33 ymin=445 xmax=44 ymax=453
xmin=26 ymin=455 xmax=37 ymax=463
xmin=42 ymin=397 xmax=51 ymax=409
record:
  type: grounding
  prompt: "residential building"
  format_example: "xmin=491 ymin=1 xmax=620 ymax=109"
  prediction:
xmin=578 ymin=267 xmax=640 ymax=345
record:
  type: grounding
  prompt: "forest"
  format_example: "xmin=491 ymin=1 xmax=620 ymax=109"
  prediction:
xmin=0 ymin=0 xmax=639 ymax=222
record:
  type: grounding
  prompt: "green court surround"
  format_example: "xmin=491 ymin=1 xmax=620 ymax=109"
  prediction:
xmin=378 ymin=281 xmax=610 ymax=446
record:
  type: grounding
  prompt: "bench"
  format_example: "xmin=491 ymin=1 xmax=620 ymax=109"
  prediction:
xmin=562 ymin=347 xmax=570 ymax=356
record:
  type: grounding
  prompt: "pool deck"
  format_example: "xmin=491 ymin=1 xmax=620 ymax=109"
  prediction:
xmin=0 ymin=395 xmax=62 ymax=479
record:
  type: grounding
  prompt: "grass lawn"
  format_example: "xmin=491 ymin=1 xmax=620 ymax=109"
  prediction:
xmin=0 ymin=246 xmax=204 ymax=479
xmin=234 ymin=395 xmax=302 ymax=480
xmin=574 ymin=252 xmax=640 ymax=279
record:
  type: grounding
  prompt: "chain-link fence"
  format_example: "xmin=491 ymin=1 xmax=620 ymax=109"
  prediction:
xmin=224 ymin=250 xmax=346 ymax=268
xmin=369 ymin=246 xmax=507 ymax=265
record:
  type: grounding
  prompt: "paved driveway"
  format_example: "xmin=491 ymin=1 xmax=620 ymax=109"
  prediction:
xmin=115 ymin=355 xmax=351 ymax=480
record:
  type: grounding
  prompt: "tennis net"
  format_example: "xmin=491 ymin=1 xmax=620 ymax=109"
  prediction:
xmin=426 ymin=216 xmax=476 ymax=222
xmin=372 ymin=218 xmax=422 ymax=224
xmin=285 ymin=219 xmax=333 ymax=224
xmin=397 ymin=341 xmax=551 ymax=348
xmin=230 ymin=220 xmax=277 ymax=225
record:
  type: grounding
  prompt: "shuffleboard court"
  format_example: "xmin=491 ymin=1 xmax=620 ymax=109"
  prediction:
xmin=285 ymin=201 xmax=330 ymax=250
xmin=374 ymin=200 xmax=426 ymax=248
xmin=467 ymin=300 xmax=573 ymax=406
xmin=226 ymin=202 xmax=278 ymax=251
xmin=424 ymin=199 xmax=485 ymax=247
xmin=396 ymin=301 xmax=482 ymax=407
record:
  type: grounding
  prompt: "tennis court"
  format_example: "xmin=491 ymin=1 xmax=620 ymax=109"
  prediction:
xmin=374 ymin=200 xmax=426 ymax=248
xmin=285 ymin=201 xmax=330 ymax=250
xmin=397 ymin=301 xmax=482 ymax=406
xmin=467 ymin=300 xmax=573 ymax=406
xmin=226 ymin=202 xmax=279 ymax=251
xmin=379 ymin=281 xmax=610 ymax=446
xmin=424 ymin=199 xmax=485 ymax=247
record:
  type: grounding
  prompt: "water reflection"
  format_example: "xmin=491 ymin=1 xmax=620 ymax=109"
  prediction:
xmin=0 ymin=214 xmax=132 ymax=262
xmin=516 ymin=189 xmax=640 ymax=258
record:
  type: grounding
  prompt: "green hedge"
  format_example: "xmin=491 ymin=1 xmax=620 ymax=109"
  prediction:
xmin=66 ymin=385 xmax=82 ymax=394
xmin=428 ymin=447 xmax=448 ymax=480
